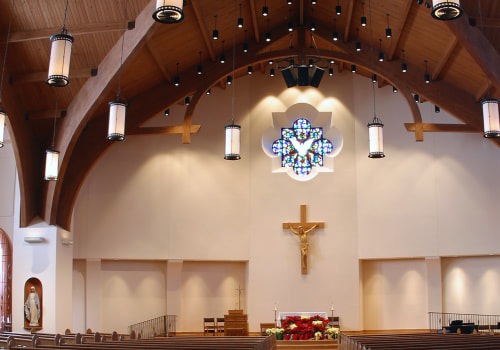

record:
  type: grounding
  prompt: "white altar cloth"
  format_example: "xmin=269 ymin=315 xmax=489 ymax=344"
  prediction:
xmin=276 ymin=312 xmax=328 ymax=327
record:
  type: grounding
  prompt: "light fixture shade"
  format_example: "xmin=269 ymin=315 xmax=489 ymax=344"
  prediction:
xmin=237 ymin=17 xmax=244 ymax=28
xmin=270 ymin=68 xmax=275 ymax=77
xmin=262 ymin=6 xmax=268 ymax=16
xmin=44 ymin=149 xmax=60 ymax=181
xmin=361 ymin=16 xmax=367 ymax=26
xmin=367 ymin=117 xmax=385 ymax=158
xmin=107 ymin=100 xmax=127 ymax=141
xmin=47 ymin=32 xmax=73 ymax=87
xmin=333 ymin=31 xmax=339 ymax=41
xmin=336 ymin=5 xmax=341 ymax=15
xmin=224 ymin=124 xmax=241 ymax=160
xmin=431 ymin=0 xmax=463 ymax=20
xmin=482 ymin=98 xmax=500 ymax=138
xmin=0 ymin=111 xmax=5 ymax=148
xmin=153 ymin=0 xmax=184 ymax=23
xmin=386 ymin=27 xmax=392 ymax=38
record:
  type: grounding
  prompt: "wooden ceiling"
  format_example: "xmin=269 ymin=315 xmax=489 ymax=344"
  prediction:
xmin=0 ymin=0 xmax=499 ymax=230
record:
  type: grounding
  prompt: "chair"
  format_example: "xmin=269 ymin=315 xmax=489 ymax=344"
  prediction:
xmin=203 ymin=318 xmax=216 ymax=336
xmin=260 ymin=322 xmax=276 ymax=336
xmin=216 ymin=317 xmax=224 ymax=336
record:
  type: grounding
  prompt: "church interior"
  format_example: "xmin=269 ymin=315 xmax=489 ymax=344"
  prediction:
xmin=0 ymin=0 xmax=500 ymax=341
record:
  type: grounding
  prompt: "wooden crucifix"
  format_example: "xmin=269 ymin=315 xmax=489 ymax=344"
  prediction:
xmin=283 ymin=204 xmax=325 ymax=274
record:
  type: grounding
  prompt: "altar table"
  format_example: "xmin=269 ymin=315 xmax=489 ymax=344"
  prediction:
xmin=277 ymin=311 xmax=328 ymax=327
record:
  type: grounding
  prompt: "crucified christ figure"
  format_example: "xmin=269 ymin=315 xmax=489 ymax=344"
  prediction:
xmin=289 ymin=224 xmax=317 ymax=274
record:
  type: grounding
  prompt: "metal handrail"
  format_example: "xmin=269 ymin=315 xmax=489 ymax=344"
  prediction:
xmin=429 ymin=311 xmax=500 ymax=333
xmin=128 ymin=315 xmax=177 ymax=338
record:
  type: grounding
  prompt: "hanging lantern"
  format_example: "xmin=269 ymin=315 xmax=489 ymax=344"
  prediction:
xmin=431 ymin=0 xmax=463 ymax=20
xmin=367 ymin=116 xmax=385 ymax=158
xmin=153 ymin=0 xmax=184 ymax=23
xmin=482 ymin=98 xmax=500 ymax=138
xmin=107 ymin=100 xmax=127 ymax=141
xmin=44 ymin=149 xmax=60 ymax=181
xmin=224 ymin=123 xmax=241 ymax=160
xmin=0 ymin=111 xmax=5 ymax=148
xmin=47 ymin=31 xmax=73 ymax=86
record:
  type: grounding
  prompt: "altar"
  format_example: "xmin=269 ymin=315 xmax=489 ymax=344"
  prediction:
xmin=277 ymin=311 xmax=328 ymax=327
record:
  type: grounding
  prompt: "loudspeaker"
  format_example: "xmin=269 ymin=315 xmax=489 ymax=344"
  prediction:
xmin=309 ymin=67 xmax=324 ymax=88
xmin=297 ymin=66 xmax=309 ymax=86
xmin=281 ymin=67 xmax=297 ymax=88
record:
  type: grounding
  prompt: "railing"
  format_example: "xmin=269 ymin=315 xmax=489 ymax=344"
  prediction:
xmin=128 ymin=315 xmax=177 ymax=338
xmin=429 ymin=312 xmax=500 ymax=333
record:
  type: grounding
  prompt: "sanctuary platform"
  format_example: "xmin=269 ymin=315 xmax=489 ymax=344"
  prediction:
xmin=276 ymin=339 xmax=338 ymax=350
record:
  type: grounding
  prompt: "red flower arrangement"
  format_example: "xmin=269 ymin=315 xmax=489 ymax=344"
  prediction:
xmin=281 ymin=315 xmax=329 ymax=340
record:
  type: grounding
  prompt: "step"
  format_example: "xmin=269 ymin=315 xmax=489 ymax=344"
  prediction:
xmin=276 ymin=339 xmax=338 ymax=350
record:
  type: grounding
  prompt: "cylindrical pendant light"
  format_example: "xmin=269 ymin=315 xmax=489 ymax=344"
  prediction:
xmin=107 ymin=101 xmax=127 ymax=141
xmin=224 ymin=124 xmax=241 ymax=160
xmin=47 ymin=31 xmax=73 ymax=86
xmin=431 ymin=0 xmax=463 ymax=20
xmin=0 ymin=111 xmax=5 ymax=148
xmin=368 ymin=116 xmax=385 ymax=158
xmin=482 ymin=98 xmax=500 ymax=138
xmin=153 ymin=0 xmax=184 ymax=23
xmin=44 ymin=149 xmax=60 ymax=181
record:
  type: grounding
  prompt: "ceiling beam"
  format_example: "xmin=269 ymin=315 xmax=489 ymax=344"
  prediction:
xmin=191 ymin=0 xmax=217 ymax=61
xmin=128 ymin=125 xmax=201 ymax=135
xmin=146 ymin=41 xmax=172 ymax=81
xmin=42 ymin=0 xmax=158 ymax=225
xmin=4 ymin=21 xmax=135 ymax=43
xmin=387 ymin=0 xmax=413 ymax=61
xmin=447 ymin=13 xmax=500 ymax=92
xmin=343 ymin=0 xmax=354 ymax=42
xmin=300 ymin=0 xmax=304 ymax=26
xmin=471 ymin=17 xmax=500 ymax=29
xmin=11 ymin=67 xmax=97 ymax=84
xmin=249 ymin=0 xmax=261 ymax=44
xmin=431 ymin=36 xmax=457 ymax=81
xmin=404 ymin=123 xmax=477 ymax=133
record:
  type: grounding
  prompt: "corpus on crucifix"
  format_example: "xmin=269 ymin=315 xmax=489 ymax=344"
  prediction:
xmin=283 ymin=204 xmax=325 ymax=274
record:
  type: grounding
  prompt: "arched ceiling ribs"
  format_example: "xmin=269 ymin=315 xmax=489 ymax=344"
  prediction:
xmin=387 ymin=0 xmax=413 ymax=61
xmin=343 ymin=0 xmax=354 ymax=42
xmin=52 ymin=26 xmax=500 ymax=231
xmin=299 ymin=0 xmax=304 ymax=26
xmin=42 ymin=0 xmax=157 ymax=224
xmin=191 ymin=0 xmax=217 ymax=61
xmin=398 ymin=85 xmax=423 ymax=141
xmin=182 ymin=90 xmax=204 ymax=144
xmin=447 ymin=13 xmax=500 ymax=92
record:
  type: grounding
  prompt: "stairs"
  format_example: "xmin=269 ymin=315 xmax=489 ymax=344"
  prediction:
xmin=276 ymin=339 xmax=338 ymax=350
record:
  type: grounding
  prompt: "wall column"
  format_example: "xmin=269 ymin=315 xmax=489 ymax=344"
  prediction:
xmin=85 ymin=259 xmax=101 ymax=332
xmin=166 ymin=260 xmax=183 ymax=330
xmin=425 ymin=257 xmax=442 ymax=328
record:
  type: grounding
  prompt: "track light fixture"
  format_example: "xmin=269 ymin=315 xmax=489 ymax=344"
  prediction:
xmin=262 ymin=0 xmax=268 ymax=16
xmin=174 ymin=62 xmax=180 ymax=86
xmin=424 ymin=60 xmax=431 ymax=83
xmin=248 ymin=65 xmax=253 ymax=74
xmin=361 ymin=2 xmax=367 ymax=27
xmin=386 ymin=13 xmax=392 ymax=38
xmin=206 ymin=88 xmax=211 ymax=95
xmin=378 ymin=39 xmax=384 ymax=61
xmin=220 ymin=40 xmax=226 ymax=63
xmin=197 ymin=51 xmax=203 ymax=75
xmin=288 ymin=22 xmax=294 ymax=32
xmin=332 ymin=18 xmax=339 ymax=41
xmin=392 ymin=86 xmax=398 ymax=93
xmin=435 ymin=105 xmax=440 ymax=113
xmin=355 ymin=28 xmax=361 ymax=51
xmin=270 ymin=68 xmax=275 ymax=77
xmin=238 ymin=3 xmax=243 ymax=28
xmin=311 ymin=0 xmax=317 ymax=4
xmin=401 ymin=49 xmax=407 ymax=72
xmin=329 ymin=67 xmax=334 ymax=76
xmin=414 ymin=94 xmax=420 ymax=103
xmin=266 ymin=19 xmax=271 ymax=42
xmin=243 ymin=30 xmax=248 ymax=52
xmin=287 ymin=0 xmax=293 ymax=4
xmin=164 ymin=108 xmax=170 ymax=116
xmin=431 ymin=0 xmax=463 ymax=20
xmin=184 ymin=96 xmax=190 ymax=106
xmin=212 ymin=15 xmax=218 ymax=40
xmin=351 ymin=64 xmax=356 ymax=73
xmin=227 ymin=75 xmax=232 ymax=85
xmin=153 ymin=0 xmax=184 ymax=23
xmin=336 ymin=0 xmax=341 ymax=15
xmin=372 ymin=74 xmax=377 ymax=83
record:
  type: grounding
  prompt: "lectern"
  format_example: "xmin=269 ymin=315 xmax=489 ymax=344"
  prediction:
xmin=224 ymin=309 xmax=248 ymax=336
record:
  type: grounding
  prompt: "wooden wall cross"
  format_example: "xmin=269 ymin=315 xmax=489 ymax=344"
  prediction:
xmin=283 ymin=204 xmax=325 ymax=274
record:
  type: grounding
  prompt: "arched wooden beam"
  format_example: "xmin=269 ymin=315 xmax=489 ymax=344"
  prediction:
xmin=53 ymin=26 xmax=495 ymax=230
xmin=398 ymin=85 xmax=424 ymax=141
xmin=182 ymin=90 xmax=205 ymax=144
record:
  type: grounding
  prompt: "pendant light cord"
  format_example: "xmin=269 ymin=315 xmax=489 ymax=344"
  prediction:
xmin=478 ymin=0 xmax=491 ymax=99
xmin=62 ymin=0 xmax=69 ymax=32
xmin=231 ymin=0 xmax=236 ymax=125
xmin=0 ymin=0 xmax=15 ymax=106
xmin=368 ymin=0 xmax=377 ymax=117
xmin=51 ymin=89 xmax=59 ymax=149
xmin=117 ymin=0 xmax=128 ymax=100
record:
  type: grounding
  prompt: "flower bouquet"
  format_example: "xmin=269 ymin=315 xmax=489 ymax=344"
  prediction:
xmin=281 ymin=315 xmax=329 ymax=340
xmin=265 ymin=327 xmax=285 ymax=340
xmin=325 ymin=326 xmax=339 ymax=339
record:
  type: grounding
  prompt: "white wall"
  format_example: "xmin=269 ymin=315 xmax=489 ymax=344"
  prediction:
xmin=0 ymin=127 xmax=16 ymax=241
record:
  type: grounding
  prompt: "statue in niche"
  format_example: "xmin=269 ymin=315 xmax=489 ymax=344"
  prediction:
xmin=24 ymin=286 xmax=40 ymax=327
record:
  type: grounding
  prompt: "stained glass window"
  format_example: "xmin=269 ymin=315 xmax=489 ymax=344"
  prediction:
xmin=272 ymin=118 xmax=333 ymax=176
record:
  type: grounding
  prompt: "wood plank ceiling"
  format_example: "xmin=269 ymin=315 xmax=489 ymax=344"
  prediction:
xmin=0 ymin=0 xmax=498 ymax=229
